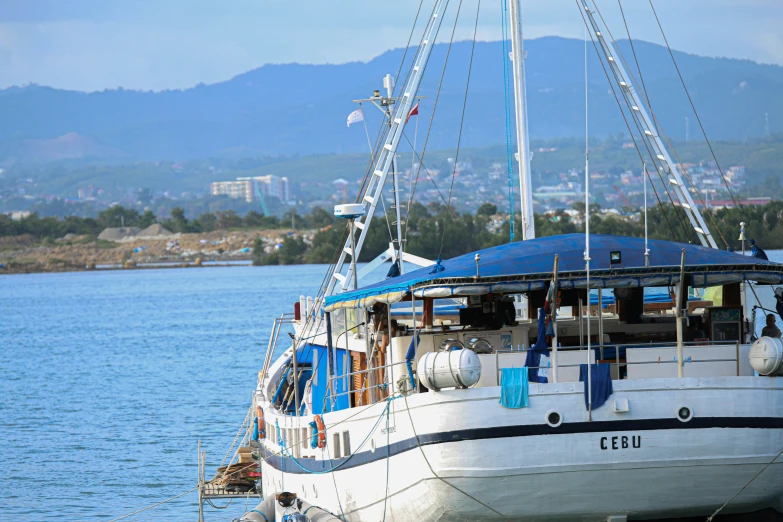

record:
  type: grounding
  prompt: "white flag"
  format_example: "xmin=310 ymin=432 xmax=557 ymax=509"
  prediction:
xmin=346 ymin=108 xmax=364 ymax=127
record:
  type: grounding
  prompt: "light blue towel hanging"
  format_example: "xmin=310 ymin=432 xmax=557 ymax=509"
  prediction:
xmin=500 ymin=368 xmax=529 ymax=409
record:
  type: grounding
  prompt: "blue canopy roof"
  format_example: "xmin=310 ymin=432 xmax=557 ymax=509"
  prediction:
xmin=324 ymin=234 xmax=783 ymax=311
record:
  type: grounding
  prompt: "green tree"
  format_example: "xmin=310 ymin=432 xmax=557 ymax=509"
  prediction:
xmin=166 ymin=207 xmax=190 ymax=233
xmin=97 ymin=206 xmax=142 ymax=229
xmin=139 ymin=209 xmax=157 ymax=228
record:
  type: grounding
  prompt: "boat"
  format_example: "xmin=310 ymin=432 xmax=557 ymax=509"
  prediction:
xmin=217 ymin=1 xmax=783 ymax=520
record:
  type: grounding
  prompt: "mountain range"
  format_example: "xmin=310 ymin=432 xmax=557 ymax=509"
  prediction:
xmin=1 ymin=36 xmax=782 ymax=164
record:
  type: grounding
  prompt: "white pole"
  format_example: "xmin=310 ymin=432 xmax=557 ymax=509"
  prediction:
xmin=360 ymin=104 xmax=373 ymax=156
xmin=643 ymin=161 xmax=649 ymax=267
xmin=552 ymin=255 xmax=559 ymax=383
xmin=676 ymin=249 xmax=686 ymax=378
xmin=584 ymin=27 xmax=593 ymax=421
xmin=392 ymin=154 xmax=405 ymax=274
xmin=508 ymin=0 xmax=535 ymax=240
xmin=349 ymin=219 xmax=359 ymax=290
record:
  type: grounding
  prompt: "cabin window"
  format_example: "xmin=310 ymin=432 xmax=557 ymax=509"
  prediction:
xmin=302 ymin=428 xmax=308 ymax=450
xmin=342 ymin=431 xmax=351 ymax=456
xmin=332 ymin=432 xmax=342 ymax=459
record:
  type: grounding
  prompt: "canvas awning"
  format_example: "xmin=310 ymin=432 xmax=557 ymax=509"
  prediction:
xmin=324 ymin=234 xmax=783 ymax=312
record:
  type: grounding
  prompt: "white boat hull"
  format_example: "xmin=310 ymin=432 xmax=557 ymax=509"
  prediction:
xmin=258 ymin=376 xmax=783 ymax=521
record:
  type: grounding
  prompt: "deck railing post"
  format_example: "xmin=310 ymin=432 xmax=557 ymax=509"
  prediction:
xmin=551 ymin=255 xmax=560 ymax=384
xmin=676 ymin=249 xmax=686 ymax=378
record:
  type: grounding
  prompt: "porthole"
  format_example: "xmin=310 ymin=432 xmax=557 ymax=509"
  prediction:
xmin=546 ymin=410 xmax=563 ymax=428
xmin=371 ymin=439 xmax=376 ymax=453
xmin=677 ymin=406 xmax=693 ymax=422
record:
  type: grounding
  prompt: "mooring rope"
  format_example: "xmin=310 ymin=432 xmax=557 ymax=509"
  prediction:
xmin=706 ymin=445 xmax=783 ymax=521
xmin=402 ymin=394 xmax=509 ymax=519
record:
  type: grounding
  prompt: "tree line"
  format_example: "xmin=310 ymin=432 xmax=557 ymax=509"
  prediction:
xmin=253 ymin=200 xmax=783 ymax=265
xmin=0 ymin=205 xmax=335 ymax=239
xmin=4 ymin=201 xmax=783 ymax=265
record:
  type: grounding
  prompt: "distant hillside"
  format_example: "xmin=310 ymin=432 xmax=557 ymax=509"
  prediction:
xmin=1 ymin=36 xmax=782 ymax=163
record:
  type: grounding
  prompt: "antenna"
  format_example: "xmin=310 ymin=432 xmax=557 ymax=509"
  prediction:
xmin=584 ymin=26 xmax=593 ymax=422
xmin=643 ymin=161 xmax=649 ymax=267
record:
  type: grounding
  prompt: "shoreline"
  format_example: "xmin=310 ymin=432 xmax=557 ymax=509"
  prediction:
xmin=0 ymin=259 xmax=256 ymax=275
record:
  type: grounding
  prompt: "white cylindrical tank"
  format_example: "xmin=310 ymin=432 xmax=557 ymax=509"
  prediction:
xmin=419 ymin=348 xmax=482 ymax=391
xmin=749 ymin=336 xmax=783 ymax=376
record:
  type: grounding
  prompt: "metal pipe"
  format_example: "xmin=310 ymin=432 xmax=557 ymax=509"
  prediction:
xmin=387 ymin=303 xmax=394 ymax=395
xmin=291 ymin=336 xmax=301 ymax=417
xmin=349 ymin=219 xmax=359 ymax=290
xmin=676 ymin=249 xmax=686 ymax=378
xmin=326 ymin=311 xmax=335 ymax=411
xmin=598 ymin=290 xmax=604 ymax=360
xmin=365 ymin=308 xmax=377 ymax=404
xmin=551 ymin=255 xmax=560 ymax=383
xmin=343 ymin=308 xmax=350 ymax=400
xmin=643 ymin=161 xmax=650 ymax=267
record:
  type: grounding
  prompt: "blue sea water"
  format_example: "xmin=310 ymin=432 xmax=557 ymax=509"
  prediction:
xmin=2 ymin=253 xmax=782 ymax=521
xmin=1 ymin=265 xmax=328 ymax=521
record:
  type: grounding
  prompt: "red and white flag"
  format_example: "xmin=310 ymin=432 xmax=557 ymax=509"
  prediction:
xmin=346 ymin=108 xmax=364 ymax=127
xmin=405 ymin=102 xmax=420 ymax=124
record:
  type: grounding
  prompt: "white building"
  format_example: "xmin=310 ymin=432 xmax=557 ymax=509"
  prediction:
xmin=210 ymin=175 xmax=291 ymax=204
xmin=210 ymin=179 xmax=255 ymax=203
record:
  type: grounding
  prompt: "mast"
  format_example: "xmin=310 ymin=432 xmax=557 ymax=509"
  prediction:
xmin=508 ymin=0 xmax=535 ymax=240
xmin=324 ymin=0 xmax=449 ymax=298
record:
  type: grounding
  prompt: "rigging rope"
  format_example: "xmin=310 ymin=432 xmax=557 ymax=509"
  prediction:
xmin=594 ymin=0 xmax=729 ymax=247
xmin=586 ymin=0 xmax=693 ymax=244
xmin=647 ymin=0 xmax=739 ymax=208
xmin=501 ymin=0 xmax=516 ymax=242
xmin=403 ymin=0 xmax=464 ymax=245
xmin=612 ymin=1 xmax=729 ymax=248
xmin=706 ymin=445 xmax=783 ymax=521
xmin=439 ymin=0 xmax=482 ymax=258
xmin=575 ymin=1 xmax=679 ymax=241
xmin=402 ymin=394 xmax=509 ymax=519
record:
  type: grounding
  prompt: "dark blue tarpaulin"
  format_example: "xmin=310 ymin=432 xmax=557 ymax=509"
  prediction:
xmin=325 ymin=234 xmax=783 ymax=311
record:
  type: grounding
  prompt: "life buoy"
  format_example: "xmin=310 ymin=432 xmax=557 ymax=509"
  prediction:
xmin=314 ymin=414 xmax=326 ymax=449
xmin=256 ymin=406 xmax=265 ymax=439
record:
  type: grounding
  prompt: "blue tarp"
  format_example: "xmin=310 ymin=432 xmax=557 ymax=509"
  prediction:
xmin=325 ymin=234 xmax=783 ymax=311
xmin=500 ymin=368 xmax=529 ymax=409
xmin=310 ymin=345 xmax=350 ymax=414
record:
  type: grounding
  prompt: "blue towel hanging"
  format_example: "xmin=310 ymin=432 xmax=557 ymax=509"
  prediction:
xmin=500 ymin=368 xmax=529 ymax=409
xmin=579 ymin=363 xmax=613 ymax=410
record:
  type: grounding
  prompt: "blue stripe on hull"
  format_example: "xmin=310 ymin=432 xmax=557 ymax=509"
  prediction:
xmin=260 ymin=416 xmax=783 ymax=474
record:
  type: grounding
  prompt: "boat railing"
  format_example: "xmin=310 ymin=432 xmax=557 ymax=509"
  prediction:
xmin=493 ymin=339 xmax=745 ymax=381
xmin=324 ymin=360 xmax=410 ymax=406
xmin=260 ymin=313 xmax=296 ymax=385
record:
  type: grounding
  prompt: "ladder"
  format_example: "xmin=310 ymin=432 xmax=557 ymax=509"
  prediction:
xmin=325 ymin=0 xmax=451 ymax=298
xmin=580 ymin=1 xmax=717 ymax=249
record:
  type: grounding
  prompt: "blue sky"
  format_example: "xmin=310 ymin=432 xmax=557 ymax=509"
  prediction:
xmin=0 ymin=0 xmax=780 ymax=92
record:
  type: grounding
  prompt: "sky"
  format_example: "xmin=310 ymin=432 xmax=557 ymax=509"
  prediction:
xmin=0 ymin=0 xmax=780 ymax=92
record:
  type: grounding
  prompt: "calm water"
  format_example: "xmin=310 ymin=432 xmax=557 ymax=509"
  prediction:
xmin=2 ymin=253 xmax=782 ymax=522
xmin=1 ymin=265 xmax=327 ymax=521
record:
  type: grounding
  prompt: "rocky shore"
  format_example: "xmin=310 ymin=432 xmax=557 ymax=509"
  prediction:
xmin=0 ymin=228 xmax=315 ymax=275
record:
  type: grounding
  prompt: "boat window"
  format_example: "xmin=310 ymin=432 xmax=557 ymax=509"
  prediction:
xmin=342 ymin=431 xmax=351 ymax=456
xmin=332 ymin=432 xmax=342 ymax=459
xmin=302 ymin=428 xmax=308 ymax=450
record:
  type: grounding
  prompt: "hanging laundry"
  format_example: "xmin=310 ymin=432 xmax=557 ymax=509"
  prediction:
xmin=500 ymin=367 xmax=529 ymax=409
xmin=524 ymin=305 xmax=549 ymax=383
xmin=579 ymin=364 xmax=613 ymax=410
